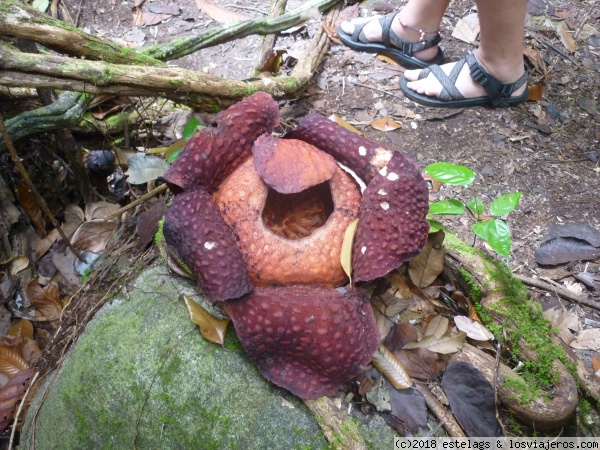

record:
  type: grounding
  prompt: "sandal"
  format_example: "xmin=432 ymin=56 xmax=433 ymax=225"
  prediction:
xmin=399 ymin=52 xmax=529 ymax=108
xmin=337 ymin=12 xmax=444 ymax=69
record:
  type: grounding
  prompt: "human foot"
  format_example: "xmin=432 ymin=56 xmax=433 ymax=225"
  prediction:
xmin=337 ymin=12 xmax=444 ymax=69
xmin=400 ymin=51 xmax=528 ymax=108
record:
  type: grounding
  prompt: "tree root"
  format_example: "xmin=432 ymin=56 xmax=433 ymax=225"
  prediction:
xmin=303 ymin=397 xmax=366 ymax=450
xmin=441 ymin=229 xmax=578 ymax=431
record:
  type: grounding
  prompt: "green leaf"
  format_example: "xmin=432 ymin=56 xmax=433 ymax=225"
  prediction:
xmin=425 ymin=162 xmax=475 ymax=186
xmin=427 ymin=218 xmax=443 ymax=233
xmin=429 ymin=199 xmax=465 ymax=215
xmin=182 ymin=116 xmax=202 ymax=141
xmin=32 ymin=0 xmax=50 ymax=12
xmin=472 ymin=219 xmax=511 ymax=258
xmin=489 ymin=192 xmax=522 ymax=216
xmin=167 ymin=148 xmax=183 ymax=163
xmin=467 ymin=198 xmax=485 ymax=215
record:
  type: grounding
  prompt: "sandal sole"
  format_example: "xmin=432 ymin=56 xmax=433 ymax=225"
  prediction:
xmin=399 ymin=76 xmax=529 ymax=108
xmin=337 ymin=28 xmax=444 ymax=70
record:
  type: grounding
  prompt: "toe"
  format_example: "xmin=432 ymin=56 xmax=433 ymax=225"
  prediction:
xmin=340 ymin=20 xmax=354 ymax=35
xmin=404 ymin=69 xmax=422 ymax=82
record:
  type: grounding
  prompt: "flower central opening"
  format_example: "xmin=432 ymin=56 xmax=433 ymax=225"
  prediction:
xmin=262 ymin=182 xmax=334 ymax=240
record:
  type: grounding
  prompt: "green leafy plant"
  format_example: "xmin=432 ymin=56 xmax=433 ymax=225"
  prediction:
xmin=425 ymin=162 xmax=522 ymax=259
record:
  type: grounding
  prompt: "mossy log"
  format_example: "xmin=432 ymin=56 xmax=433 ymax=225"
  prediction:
xmin=441 ymin=228 xmax=579 ymax=430
xmin=0 ymin=0 xmax=339 ymax=65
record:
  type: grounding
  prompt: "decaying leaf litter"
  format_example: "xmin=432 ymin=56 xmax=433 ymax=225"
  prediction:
xmin=0 ymin=0 xmax=599 ymax=444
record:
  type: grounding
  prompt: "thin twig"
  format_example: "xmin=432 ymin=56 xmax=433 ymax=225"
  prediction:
xmin=0 ymin=114 xmax=85 ymax=262
xmin=516 ymin=274 xmax=599 ymax=310
xmin=415 ymin=381 xmax=465 ymax=437
xmin=8 ymin=371 xmax=40 ymax=450
xmin=346 ymin=80 xmax=404 ymax=100
xmin=105 ymin=184 xmax=168 ymax=220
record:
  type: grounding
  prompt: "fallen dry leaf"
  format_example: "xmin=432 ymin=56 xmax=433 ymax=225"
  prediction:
xmin=452 ymin=13 xmax=480 ymax=44
xmin=85 ymin=201 xmax=120 ymax=221
xmin=16 ymin=181 xmax=45 ymax=235
xmin=556 ymin=20 xmax=577 ymax=52
xmin=544 ymin=307 xmax=580 ymax=345
xmin=372 ymin=345 xmax=413 ymax=389
xmin=194 ymin=0 xmax=249 ymax=23
xmin=0 ymin=346 xmax=29 ymax=377
xmin=26 ymin=280 xmax=63 ymax=319
xmin=454 ymin=316 xmax=495 ymax=341
xmin=592 ymin=355 xmax=600 ymax=378
xmin=403 ymin=331 xmax=467 ymax=354
xmin=569 ymin=328 xmax=600 ymax=352
xmin=70 ymin=220 xmax=116 ymax=253
xmin=0 ymin=370 xmax=34 ymax=431
xmin=423 ymin=316 xmax=449 ymax=340
xmin=365 ymin=375 xmax=391 ymax=412
xmin=327 ymin=114 xmax=364 ymax=136
xmin=371 ymin=117 xmax=402 ymax=132
xmin=393 ymin=348 xmax=446 ymax=380
xmin=182 ymin=294 xmax=229 ymax=345
xmin=132 ymin=8 xmax=172 ymax=26
xmin=9 ymin=256 xmax=29 ymax=276
xmin=36 ymin=204 xmax=85 ymax=259
xmin=8 ymin=320 xmax=33 ymax=340
xmin=408 ymin=230 xmax=445 ymax=287
xmin=340 ymin=219 xmax=359 ymax=283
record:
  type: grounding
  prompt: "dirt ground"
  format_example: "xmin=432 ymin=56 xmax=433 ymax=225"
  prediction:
xmin=79 ymin=0 xmax=600 ymax=304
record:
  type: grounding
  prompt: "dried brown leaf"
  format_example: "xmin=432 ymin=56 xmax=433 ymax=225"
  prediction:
xmin=26 ymin=280 xmax=62 ymax=319
xmin=387 ymin=271 xmax=411 ymax=299
xmin=376 ymin=55 xmax=401 ymax=66
xmin=454 ymin=316 xmax=494 ymax=341
xmin=132 ymin=8 xmax=172 ymax=26
xmin=182 ymin=294 xmax=229 ymax=344
xmin=9 ymin=256 xmax=29 ymax=276
xmin=85 ymin=201 xmax=120 ymax=221
xmin=0 ymin=346 xmax=29 ymax=377
xmin=16 ymin=181 xmax=45 ymax=235
xmin=569 ymin=328 xmax=600 ymax=352
xmin=592 ymin=355 xmax=600 ymax=378
xmin=371 ymin=117 xmax=402 ymax=132
xmin=70 ymin=220 xmax=116 ymax=252
xmin=8 ymin=320 xmax=33 ymax=340
xmin=394 ymin=348 xmax=446 ymax=380
xmin=0 ymin=370 xmax=34 ymax=431
xmin=408 ymin=230 xmax=445 ymax=287
xmin=556 ymin=20 xmax=577 ymax=52
xmin=403 ymin=331 xmax=467 ymax=355
xmin=423 ymin=316 xmax=449 ymax=339
xmin=194 ymin=0 xmax=249 ymax=23
xmin=372 ymin=345 xmax=413 ymax=389
xmin=36 ymin=204 xmax=84 ymax=259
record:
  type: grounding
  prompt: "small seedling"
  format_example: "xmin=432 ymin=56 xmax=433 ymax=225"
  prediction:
xmin=425 ymin=162 xmax=522 ymax=259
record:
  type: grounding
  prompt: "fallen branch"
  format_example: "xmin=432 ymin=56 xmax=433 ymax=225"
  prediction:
xmin=250 ymin=0 xmax=288 ymax=77
xmin=105 ymin=184 xmax=169 ymax=220
xmin=414 ymin=382 xmax=465 ymax=437
xmin=442 ymin=229 xmax=578 ymax=430
xmin=515 ymin=274 xmax=598 ymax=310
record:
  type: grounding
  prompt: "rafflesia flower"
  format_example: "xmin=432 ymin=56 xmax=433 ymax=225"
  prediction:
xmin=162 ymin=92 xmax=429 ymax=399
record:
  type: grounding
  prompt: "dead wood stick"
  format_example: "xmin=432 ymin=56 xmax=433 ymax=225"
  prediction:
xmin=0 ymin=114 xmax=85 ymax=262
xmin=414 ymin=382 xmax=465 ymax=437
xmin=515 ymin=274 xmax=598 ymax=310
xmin=250 ymin=0 xmax=288 ymax=77
xmin=303 ymin=397 xmax=366 ymax=450
xmin=105 ymin=184 xmax=168 ymax=220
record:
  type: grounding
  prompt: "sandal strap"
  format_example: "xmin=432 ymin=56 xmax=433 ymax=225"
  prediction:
xmin=384 ymin=12 xmax=442 ymax=56
xmin=465 ymin=52 xmax=529 ymax=106
xmin=416 ymin=60 xmax=466 ymax=101
xmin=353 ymin=12 xmax=442 ymax=55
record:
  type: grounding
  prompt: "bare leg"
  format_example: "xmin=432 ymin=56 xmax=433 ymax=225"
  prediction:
xmin=404 ymin=0 xmax=528 ymax=100
xmin=340 ymin=0 xmax=450 ymax=62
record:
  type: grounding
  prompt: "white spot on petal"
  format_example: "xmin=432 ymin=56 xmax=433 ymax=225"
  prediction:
xmin=370 ymin=148 xmax=393 ymax=169
xmin=204 ymin=241 xmax=218 ymax=250
xmin=361 ymin=246 xmax=367 ymax=255
xmin=378 ymin=189 xmax=388 ymax=196
xmin=380 ymin=202 xmax=390 ymax=211
xmin=378 ymin=167 xmax=387 ymax=177
xmin=358 ymin=146 xmax=367 ymax=156
xmin=387 ymin=172 xmax=399 ymax=181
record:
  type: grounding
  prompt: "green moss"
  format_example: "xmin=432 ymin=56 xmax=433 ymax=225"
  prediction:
xmin=451 ymin=236 xmax=573 ymax=404
xmin=166 ymin=78 xmax=185 ymax=88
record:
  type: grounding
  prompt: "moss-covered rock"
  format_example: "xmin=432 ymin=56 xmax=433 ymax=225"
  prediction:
xmin=21 ymin=263 xmax=329 ymax=449
xmin=22 ymin=262 xmax=399 ymax=449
